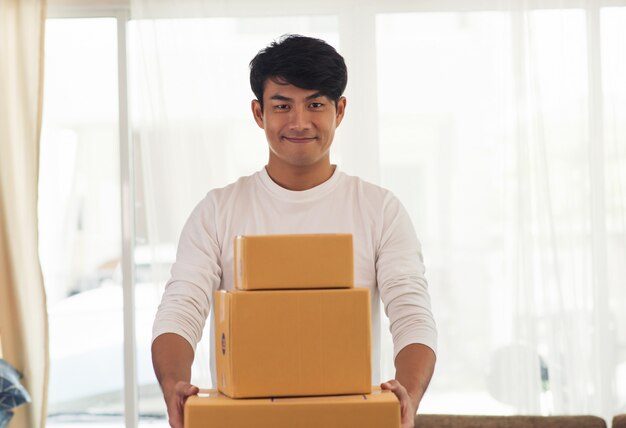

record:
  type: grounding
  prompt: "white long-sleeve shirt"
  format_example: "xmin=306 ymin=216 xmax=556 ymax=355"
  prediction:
xmin=152 ymin=167 xmax=437 ymax=385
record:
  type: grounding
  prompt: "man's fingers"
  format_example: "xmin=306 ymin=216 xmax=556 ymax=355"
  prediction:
xmin=167 ymin=381 xmax=198 ymax=428
xmin=174 ymin=381 xmax=200 ymax=398
xmin=166 ymin=402 xmax=183 ymax=428
xmin=186 ymin=385 xmax=200 ymax=396
xmin=381 ymin=380 xmax=414 ymax=428
xmin=168 ymin=414 xmax=182 ymax=428
xmin=381 ymin=379 xmax=408 ymax=397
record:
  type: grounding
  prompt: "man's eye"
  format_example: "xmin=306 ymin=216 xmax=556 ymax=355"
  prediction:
xmin=309 ymin=103 xmax=324 ymax=109
xmin=274 ymin=104 xmax=290 ymax=110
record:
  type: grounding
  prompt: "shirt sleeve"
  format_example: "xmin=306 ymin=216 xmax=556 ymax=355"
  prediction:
xmin=376 ymin=193 xmax=437 ymax=360
xmin=151 ymin=193 xmax=222 ymax=351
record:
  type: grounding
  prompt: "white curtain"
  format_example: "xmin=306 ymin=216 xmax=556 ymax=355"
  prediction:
xmin=0 ymin=0 xmax=49 ymax=427
xmin=127 ymin=0 xmax=626 ymax=422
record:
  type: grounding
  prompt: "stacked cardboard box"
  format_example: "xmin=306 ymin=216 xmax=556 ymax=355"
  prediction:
xmin=233 ymin=234 xmax=354 ymax=291
xmin=185 ymin=234 xmax=400 ymax=428
xmin=185 ymin=387 xmax=399 ymax=428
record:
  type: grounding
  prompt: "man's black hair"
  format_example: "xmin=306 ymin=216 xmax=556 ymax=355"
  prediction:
xmin=249 ymin=34 xmax=348 ymax=111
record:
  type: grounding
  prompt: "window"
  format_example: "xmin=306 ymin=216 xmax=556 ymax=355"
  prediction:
xmin=127 ymin=15 xmax=340 ymax=422
xmin=39 ymin=2 xmax=626 ymax=426
xmin=377 ymin=6 xmax=626 ymax=416
xmin=40 ymin=17 xmax=125 ymax=426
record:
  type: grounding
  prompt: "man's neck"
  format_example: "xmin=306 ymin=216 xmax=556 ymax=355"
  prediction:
xmin=265 ymin=163 xmax=336 ymax=191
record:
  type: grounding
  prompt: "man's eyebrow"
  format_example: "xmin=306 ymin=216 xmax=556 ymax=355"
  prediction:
xmin=270 ymin=94 xmax=292 ymax=102
xmin=269 ymin=92 xmax=324 ymax=102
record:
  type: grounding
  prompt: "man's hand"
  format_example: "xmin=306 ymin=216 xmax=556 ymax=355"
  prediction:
xmin=384 ymin=343 xmax=437 ymax=428
xmin=163 ymin=380 xmax=199 ymax=428
xmin=381 ymin=379 xmax=416 ymax=428
xmin=152 ymin=334 xmax=197 ymax=428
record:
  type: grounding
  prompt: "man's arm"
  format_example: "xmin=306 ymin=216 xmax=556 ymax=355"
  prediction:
xmin=381 ymin=343 xmax=436 ymax=428
xmin=152 ymin=333 xmax=199 ymax=428
xmin=395 ymin=343 xmax=436 ymax=410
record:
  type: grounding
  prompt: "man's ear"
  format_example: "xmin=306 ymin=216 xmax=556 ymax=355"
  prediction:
xmin=251 ymin=99 xmax=265 ymax=129
xmin=335 ymin=96 xmax=347 ymax=127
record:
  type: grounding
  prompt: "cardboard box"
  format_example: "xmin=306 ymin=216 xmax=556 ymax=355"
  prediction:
xmin=234 ymin=234 xmax=353 ymax=290
xmin=214 ymin=288 xmax=371 ymax=398
xmin=185 ymin=388 xmax=400 ymax=428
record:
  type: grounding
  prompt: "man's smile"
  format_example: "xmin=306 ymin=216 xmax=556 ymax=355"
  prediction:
xmin=282 ymin=136 xmax=318 ymax=143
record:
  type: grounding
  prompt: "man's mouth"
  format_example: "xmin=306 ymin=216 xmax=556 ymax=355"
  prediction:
xmin=282 ymin=136 xmax=317 ymax=143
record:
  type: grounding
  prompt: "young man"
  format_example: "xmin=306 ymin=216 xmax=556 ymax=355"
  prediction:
xmin=152 ymin=35 xmax=437 ymax=428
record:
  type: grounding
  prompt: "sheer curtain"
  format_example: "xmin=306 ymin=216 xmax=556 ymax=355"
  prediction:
xmin=127 ymin=3 xmax=343 ymax=408
xmin=375 ymin=4 xmax=626 ymax=420
xmin=0 ymin=0 xmax=49 ymax=427
xmin=127 ymin=0 xmax=626 ymax=421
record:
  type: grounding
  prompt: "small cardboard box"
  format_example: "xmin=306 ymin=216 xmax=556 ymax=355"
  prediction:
xmin=184 ymin=388 xmax=400 ymax=428
xmin=234 ymin=234 xmax=353 ymax=290
xmin=214 ymin=288 xmax=371 ymax=398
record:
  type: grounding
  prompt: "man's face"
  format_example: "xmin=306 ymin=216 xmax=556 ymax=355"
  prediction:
xmin=252 ymin=79 xmax=346 ymax=172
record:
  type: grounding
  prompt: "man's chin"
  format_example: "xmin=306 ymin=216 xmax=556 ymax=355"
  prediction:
xmin=275 ymin=157 xmax=328 ymax=169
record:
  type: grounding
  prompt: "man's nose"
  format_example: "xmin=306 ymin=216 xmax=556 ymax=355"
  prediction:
xmin=289 ymin=107 xmax=311 ymax=130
